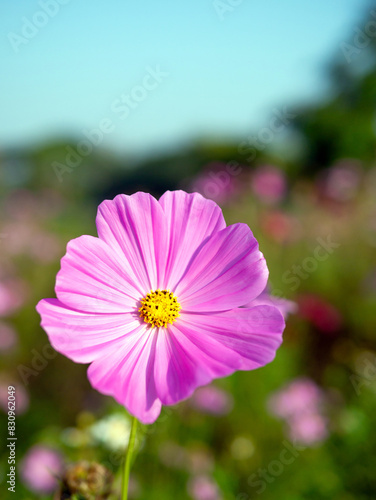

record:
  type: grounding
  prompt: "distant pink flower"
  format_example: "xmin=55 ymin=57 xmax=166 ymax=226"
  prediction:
xmin=251 ymin=165 xmax=287 ymax=204
xmin=318 ymin=159 xmax=362 ymax=202
xmin=2 ymin=222 xmax=61 ymax=263
xmin=188 ymin=475 xmax=222 ymax=500
xmin=20 ymin=445 xmax=63 ymax=494
xmin=1 ymin=222 xmax=34 ymax=255
xmin=37 ymin=191 xmax=284 ymax=424
xmin=268 ymin=378 xmax=324 ymax=420
xmin=250 ymin=288 xmax=297 ymax=319
xmin=297 ymin=294 xmax=342 ymax=334
xmin=191 ymin=385 xmax=233 ymax=416
xmin=4 ymin=188 xmax=64 ymax=222
xmin=268 ymin=378 xmax=329 ymax=446
xmin=191 ymin=163 xmax=240 ymax=204
xmin=288 ymin=412 xmax=328 ymax=446
xmin=260 ymin=210 xmax=300 ymax=244
xmin=0 ymin=279 xmax=26 ymax=317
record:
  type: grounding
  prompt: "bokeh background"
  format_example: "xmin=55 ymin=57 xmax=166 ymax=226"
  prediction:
xmin=1 ymin=1 xmax=376 ymax=499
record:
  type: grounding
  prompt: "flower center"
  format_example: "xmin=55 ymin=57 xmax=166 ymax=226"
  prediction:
xmin=139 ymin=289 xmax=181 ymax=328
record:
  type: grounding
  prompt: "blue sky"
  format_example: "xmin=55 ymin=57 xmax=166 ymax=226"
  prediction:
xmin=0 ymin=0 xmax=371 ymax=155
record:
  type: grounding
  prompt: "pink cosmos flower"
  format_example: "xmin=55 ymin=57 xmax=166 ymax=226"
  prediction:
xmin=20 ymin=445 xmax=63 ymax=494
xmin=190 ymin=163 xmax=240 ymax=204
xmin=317 ymin=159 xmax=362 ymax=202
xmin=297 ymin=294 xmax=342 ymax=334
xmin=37 ymin=191 xmax=284 ymax=424
xmin=268 ymin=377 xmax=325 ymax=420
xmin=190 ymin=385 xmax=233 ymax=416
xmin=249 ymin=288 xmax=297 ymax=319
xmin=260 ymin=210 xmax=301 ymax=244
xmin=251 ymin=165 xmax=287 ymax=204
xmin=288 ymin=412 xmax=328 ymax=446
xmin=0 ymin=278 xmax=26 ymax=317
xmin=187 ymin=475 xmax=222 ymax=500
xmin=268 ymin=378 xmax=329 ymax=446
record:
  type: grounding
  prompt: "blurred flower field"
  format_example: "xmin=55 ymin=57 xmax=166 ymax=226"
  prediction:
xmin=1 ymin=153 xmax=376 ymax=499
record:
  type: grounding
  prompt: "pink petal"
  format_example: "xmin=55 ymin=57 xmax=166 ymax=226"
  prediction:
xmin=36 ymin=298 xmax=142 ymax=363
xmin=96 ymin=193 xmax=169 ymax=291
xmin=56 ymin=235 xmax=141 ymax=313
xmin=158 ymin=191 xmax=226 ymax=289
xmin=179 ymin=306 xmax=284 ymax=367
xmin=154 ymin=305 xmax=284 ymax=406
xmin=88 ymin=326 xmax=162 ymax=424
xmin=250 ymin=290 xmax=297 ymax=319
xmin=153 ymin=327 xmax=216 ymax=405
xmin=175 ymin=223 xmax=268 ymax=312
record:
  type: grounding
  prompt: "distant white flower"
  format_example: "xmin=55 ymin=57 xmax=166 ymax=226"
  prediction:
xmin=90 ymin=413 xmax=131 ymax=451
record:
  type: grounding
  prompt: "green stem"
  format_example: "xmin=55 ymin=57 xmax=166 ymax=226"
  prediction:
xmin=121 ymin=416 xmax=138 ymax=500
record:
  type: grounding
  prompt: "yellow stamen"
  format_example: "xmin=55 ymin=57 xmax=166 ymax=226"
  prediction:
xmin=139 ymin=289 xmax=181 ymax=328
